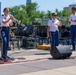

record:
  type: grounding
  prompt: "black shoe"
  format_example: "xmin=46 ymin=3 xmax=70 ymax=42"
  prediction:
xmin=0 ymin=58 xmax=3 ymax=60
xmin=8 ymin=47 xmax=11 ymax=50
xmin=2 ymin=56 xmax=14 ymax=62
xmin=71 ymin=49 xmax=75 ymax=51
xmin=0 ymin=58 xmax=4 ymax=64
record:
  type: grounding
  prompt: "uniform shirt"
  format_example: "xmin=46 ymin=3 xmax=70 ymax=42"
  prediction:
xmin=0 ymin=14 xmax=12 ymax=27
xmin=48 ymin=18 xmax=60 ymax=32
xmin=69 ymin=13 xmax=76 ymax=25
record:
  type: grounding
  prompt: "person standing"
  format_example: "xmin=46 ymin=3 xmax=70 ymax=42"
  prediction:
xmin=47 ymin=13 xmax=62 ymax=49
xmin=0 ymin=8 xmax=14 ymax=61
xmin=68 ymin=7 xmax=76 ymax=51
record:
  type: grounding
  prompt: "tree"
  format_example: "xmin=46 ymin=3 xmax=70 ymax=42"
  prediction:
xmin=9 ymin=2 xmax=39 ymax=25
xmin=62 ymin=9 xmax=71 ymax=17
xmin=9 ymin=2 xmax=72 ymax=25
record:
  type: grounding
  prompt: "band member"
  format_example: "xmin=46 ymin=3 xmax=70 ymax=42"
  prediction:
xmin=47 ymin=12 xmax=62 ymax=49
xmin=68 ymin=7 xmax=76 ymax=51
xmin=0 ymin=8 xmax=14 ymax=61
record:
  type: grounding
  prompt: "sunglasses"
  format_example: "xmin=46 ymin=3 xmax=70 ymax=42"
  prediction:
xmin=53 ymin=15 xmax=57 ymax=16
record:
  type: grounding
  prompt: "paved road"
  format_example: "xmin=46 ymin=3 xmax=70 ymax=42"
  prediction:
xmin=0 ymin=49 xmax=76 ymax=75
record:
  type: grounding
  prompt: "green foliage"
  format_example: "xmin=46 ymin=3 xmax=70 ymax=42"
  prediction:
xmin=9 ymin=2 xmax=72 ymax=25
xmin=62 ymin=9 xmax=72 ymax=17
xmin=9 ymin=2 xmax=39 ymax=25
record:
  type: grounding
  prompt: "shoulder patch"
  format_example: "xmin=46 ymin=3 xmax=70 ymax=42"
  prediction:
xmin=1 ymin=14 xmax=4 ymax=16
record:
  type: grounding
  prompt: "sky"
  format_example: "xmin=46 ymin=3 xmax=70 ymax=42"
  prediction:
xmin=0 ymin=0 xmax=76 ymax=14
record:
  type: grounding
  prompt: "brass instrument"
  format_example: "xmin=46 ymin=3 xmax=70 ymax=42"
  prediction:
xmin=10 ymin=18 xmax=20 ymax=37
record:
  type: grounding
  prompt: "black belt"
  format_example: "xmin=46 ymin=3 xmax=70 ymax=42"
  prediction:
xmin=2 ymin=26 xmax=9 ymax=28
xmin=71 ymin=25 xmax=76 ymax=26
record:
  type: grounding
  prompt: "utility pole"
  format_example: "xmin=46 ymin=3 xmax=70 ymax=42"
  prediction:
xmin=26 ymin=0 xmax=31 ymax=5
xmin=0 ymin=2 xmax=1 ymax=16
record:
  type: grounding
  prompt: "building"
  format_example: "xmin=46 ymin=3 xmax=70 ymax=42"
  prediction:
xmin=64 ymin=3 xmax=76 ymax=11
xmin=26 ymin=0 xmax=31 ymax=5
xmin=0 ymin=2 xmax=1 ymax=16
xmin=42 ymin=18 xmax=49 ymax=26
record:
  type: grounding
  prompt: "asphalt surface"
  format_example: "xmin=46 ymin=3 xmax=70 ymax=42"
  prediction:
xmin=0 ymin=49 xmax=75 ymax=75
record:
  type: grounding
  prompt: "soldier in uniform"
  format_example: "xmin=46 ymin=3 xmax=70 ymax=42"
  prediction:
xmin=68 ymin=7 xmax=76 ymax=51
xmin=0 ymin=8 xmax=14 ymax=61
xmin=47 ymin=13 xmax=62 ymax=49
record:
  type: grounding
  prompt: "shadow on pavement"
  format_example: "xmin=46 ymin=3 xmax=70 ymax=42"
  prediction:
xmin=34 ymin=53 xmax=50 ymax=55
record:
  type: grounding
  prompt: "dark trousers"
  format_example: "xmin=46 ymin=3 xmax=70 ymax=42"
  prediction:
xmin=51 ymin=31 xmax=59 ymax=49
xmin=1 ymin=27 xmax=10 ymax=57
xmin=70 ymin=25 xmax=76 ymax=50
